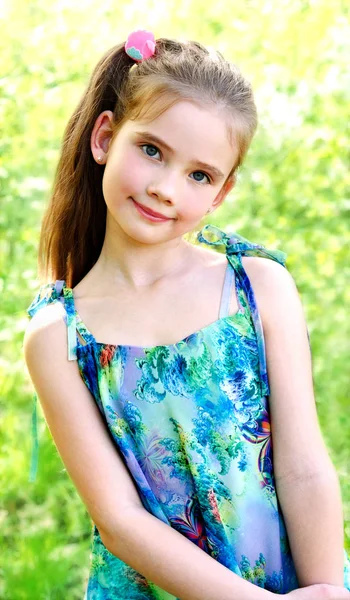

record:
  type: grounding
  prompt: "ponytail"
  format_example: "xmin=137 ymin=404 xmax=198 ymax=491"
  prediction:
xmin=38 ymin=44 xmax=134 ymax=287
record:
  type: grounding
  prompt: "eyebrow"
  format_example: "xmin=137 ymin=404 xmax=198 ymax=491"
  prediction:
xmin=134 ymin=130 xmax=226 ymax=180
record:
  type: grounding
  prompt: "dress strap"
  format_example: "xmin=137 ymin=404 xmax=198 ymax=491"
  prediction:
xmin=219 ymin=261 xmax=236 ymax=319
xmin=59 ymin=283 xmax=96 ymax=349
xmin=197 ymin=224 xmax=291 ymax=398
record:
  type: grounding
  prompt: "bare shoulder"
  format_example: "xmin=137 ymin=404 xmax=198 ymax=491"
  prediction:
xmin=241 ymin=254 xmax=293 ymax=288
xmin=241 ymin=255 xmax=301 ymax=332
xmin=23 ymin=301 xmax=76 ymax=411
xmin=23 ymin=301 xmax=67 ymax=361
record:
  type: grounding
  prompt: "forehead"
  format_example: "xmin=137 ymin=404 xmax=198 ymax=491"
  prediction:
xmin=122 ymin=100 xmax=237 ymax=172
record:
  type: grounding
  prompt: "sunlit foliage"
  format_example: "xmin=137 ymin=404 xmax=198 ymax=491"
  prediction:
xmin=1 ymin=0 xmax=349 ymax=597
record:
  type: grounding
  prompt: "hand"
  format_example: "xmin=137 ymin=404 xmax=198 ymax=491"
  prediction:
xmin=286 ymin=584 xmax=350 ymax=599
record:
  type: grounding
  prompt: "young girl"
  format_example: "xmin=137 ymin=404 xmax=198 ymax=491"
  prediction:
xmin=24 ymin=30 xmax=350 ymax=599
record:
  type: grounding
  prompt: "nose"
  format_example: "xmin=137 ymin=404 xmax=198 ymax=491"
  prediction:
xmin=146 ymin=171 xmax=178 ymax=205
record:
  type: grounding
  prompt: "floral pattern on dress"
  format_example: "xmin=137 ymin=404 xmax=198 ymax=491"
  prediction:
xmin=27 ymin=225 xmax=350 ymax=598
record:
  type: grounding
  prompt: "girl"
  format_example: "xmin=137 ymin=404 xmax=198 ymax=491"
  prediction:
xmin=23 ymin=30 xmax=350 ymax=599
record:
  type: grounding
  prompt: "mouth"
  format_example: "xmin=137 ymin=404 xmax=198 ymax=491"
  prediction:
xmin=131 ymin=198 xmax=173 ymax=222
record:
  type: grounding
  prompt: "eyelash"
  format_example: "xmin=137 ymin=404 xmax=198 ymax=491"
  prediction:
xmin=139 ymin=143 xmax=212 ymax=184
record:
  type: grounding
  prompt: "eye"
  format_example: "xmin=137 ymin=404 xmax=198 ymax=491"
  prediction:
xmin=140 ymin=144 xmax=160 ymax=159
xmin=190 ymin=171 xmax=211 ymax=184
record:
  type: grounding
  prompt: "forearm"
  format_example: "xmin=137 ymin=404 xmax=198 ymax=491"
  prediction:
xmin=276 ymin=466 xmax=345 ymax=587
xmin=100 ymin=505 xmax=275 ymax=600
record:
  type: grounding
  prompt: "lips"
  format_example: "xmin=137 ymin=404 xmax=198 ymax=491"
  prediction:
xmin=131 ymin=198 xmax=173 ymax=220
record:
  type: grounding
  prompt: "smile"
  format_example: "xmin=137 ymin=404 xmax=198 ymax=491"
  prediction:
xmin=131 ymin=198 xmax=173 ymax=222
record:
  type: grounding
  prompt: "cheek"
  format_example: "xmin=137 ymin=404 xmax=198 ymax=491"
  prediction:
xmin=178 ymin=186 xmax=213 ymax=221
xmin=103 ymin=148 xmax=146 ymax=201
xmin=180 ymin=203 xmax=207 ymax=223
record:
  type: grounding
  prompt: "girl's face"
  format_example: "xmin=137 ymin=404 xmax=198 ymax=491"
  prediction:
xmin=93 ymin=100 xmax=237 ymax=246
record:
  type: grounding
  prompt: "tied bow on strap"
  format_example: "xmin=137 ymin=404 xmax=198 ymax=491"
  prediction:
xmin=197 ymin=224 xmax=287 ymax=266
xmin=27 ymin=281 xmax=64 ymax=319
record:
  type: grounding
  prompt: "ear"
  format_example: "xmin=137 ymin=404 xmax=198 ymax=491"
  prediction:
xmin=211 ymin=175 xmax=236 ymax=211
xmin=91 ymin=110 xmax=115 ymax=164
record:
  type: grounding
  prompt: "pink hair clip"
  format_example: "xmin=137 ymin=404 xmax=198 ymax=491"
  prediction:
xmin=124 ymin=30 xmax=156 ymax=62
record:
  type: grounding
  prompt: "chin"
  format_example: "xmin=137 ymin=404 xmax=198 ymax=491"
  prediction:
xmin=117 ymin=220 xmax=176 ymax=246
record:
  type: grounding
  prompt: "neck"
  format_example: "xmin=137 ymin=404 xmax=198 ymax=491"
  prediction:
xmin=92 ymin=218 xmax=193 ymax=290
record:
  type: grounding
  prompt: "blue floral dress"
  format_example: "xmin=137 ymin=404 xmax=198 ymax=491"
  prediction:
xmin=27 ymin=225 xmax=350 ymax=598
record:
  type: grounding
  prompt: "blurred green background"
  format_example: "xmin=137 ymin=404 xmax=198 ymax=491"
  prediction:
xmin=1 ymin=0 xmax=349 ymax=598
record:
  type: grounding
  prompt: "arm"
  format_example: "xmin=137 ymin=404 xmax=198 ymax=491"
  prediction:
xmin=245 ymin=256 xmax=345 ymax=587
xmin=102 ymin=507 xmax=274 ymax=600
xmin=23 ymin=303 xmax=274 ymax=600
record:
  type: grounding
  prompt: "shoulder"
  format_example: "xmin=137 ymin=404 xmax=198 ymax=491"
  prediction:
xmin=241 ymin=254 xmax=294 ymax=288
xmin=23 ymin=300 xmax=67 ymax=366
xmin=241 ymin=255 xmax=303 ymax=333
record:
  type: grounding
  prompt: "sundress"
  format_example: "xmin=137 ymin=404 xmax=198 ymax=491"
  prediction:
xmin=26 ymin=224 xmax=350 ymax=597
